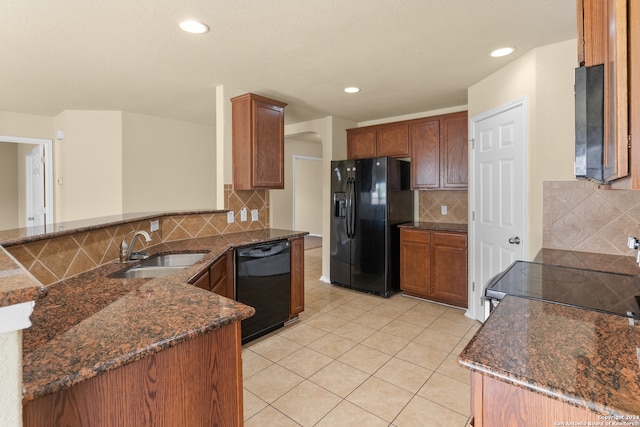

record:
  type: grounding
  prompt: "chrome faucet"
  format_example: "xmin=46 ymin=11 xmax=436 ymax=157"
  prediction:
xmin=120 ymin=230 xmax=152 ymax=263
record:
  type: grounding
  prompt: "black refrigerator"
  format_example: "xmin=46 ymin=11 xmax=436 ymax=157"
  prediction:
xmin=330 ymin=157 xmax=413 ymax=296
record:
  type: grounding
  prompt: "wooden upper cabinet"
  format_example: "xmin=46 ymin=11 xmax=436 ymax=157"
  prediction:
xmin=578 ymin=0 xmax=630 ymax=183
xmin=410 ymin=119 xmax=440 ymax=189
xmin=377 ymin=123 xmax=409 ymax=157
xmin=578 ymin=0 xmax=606 ymax=66
xmin=441 ymin=111 xmax=469 ymax=188
xmin=231 ymin=93 xmax=287 ymax=190
xmin=347 ymin=127 xmax=377 ymax=159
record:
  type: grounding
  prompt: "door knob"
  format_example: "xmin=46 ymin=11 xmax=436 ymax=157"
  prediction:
xmin=508 ymin=237 xmax=521 ymax=245
xmin=27 ymin=217 xmax=34 ymax=221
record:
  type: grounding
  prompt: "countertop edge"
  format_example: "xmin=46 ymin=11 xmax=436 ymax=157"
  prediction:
xmin=398 ymin=221 xmax=468 ymax=233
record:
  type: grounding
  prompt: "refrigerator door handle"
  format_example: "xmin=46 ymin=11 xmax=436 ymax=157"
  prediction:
xmin=348 ymin=177 xmax=356 ymax=238
xmin=345 ymin=177 xmax=352 ymax=238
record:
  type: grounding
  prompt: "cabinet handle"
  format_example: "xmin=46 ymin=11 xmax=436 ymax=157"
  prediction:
xmin=508 ymin=237 xmax=521 ymax=245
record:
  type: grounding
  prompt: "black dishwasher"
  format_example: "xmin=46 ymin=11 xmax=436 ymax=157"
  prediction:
xmin=236 ymin=240 xmax=291 ymax=344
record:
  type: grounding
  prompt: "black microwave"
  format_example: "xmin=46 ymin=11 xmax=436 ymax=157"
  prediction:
xmin=574 ymin=64 xmax=604 ymax=182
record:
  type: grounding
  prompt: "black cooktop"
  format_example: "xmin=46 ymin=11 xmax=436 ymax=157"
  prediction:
xmin=485 ymin=261 xmax=640 ymax=319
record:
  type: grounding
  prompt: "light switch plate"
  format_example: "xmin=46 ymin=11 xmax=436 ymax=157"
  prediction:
xmin=251 ymin=209 xmax=258 ymax=221
xmin=240 ymin=208 xmax=247 ymax=222
xmin=441 ymin=205 xmax=448 ymax=215
xmin=149 ymin=219 xmax=159 ymax=232
xmin=227 ymin=211 xmax=234 ymax=223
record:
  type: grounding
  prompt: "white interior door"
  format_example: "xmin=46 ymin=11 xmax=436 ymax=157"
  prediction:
xmin=470 ymin=99 xmax=527 ymax=321
xmin=25 ymin=145 xmax=46 ymax=228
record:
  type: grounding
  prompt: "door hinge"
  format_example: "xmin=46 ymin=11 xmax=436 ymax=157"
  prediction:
xmin=471 ymin=138 xmax=475 ymax=149
xmin=628 ymin=134 xmax=632 ymax=149
xmin=40 ymin=156 xmax=46 ymax=163
xmin=472 ymin=281 xmax=475 ymax=292
xmin=472 ymin=211 xmax=475 ymax=221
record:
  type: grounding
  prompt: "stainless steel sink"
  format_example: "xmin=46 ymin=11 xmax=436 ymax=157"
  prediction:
xmin=113 ymin=266 xmax=189 ymax=279
xmin=138 ymin=253 xmax=207 ymax=267
xmin=110 ymin=252 xmax=208 ymax=279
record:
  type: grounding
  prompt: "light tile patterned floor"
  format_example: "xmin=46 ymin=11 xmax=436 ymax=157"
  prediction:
xmin=242 ymin=247 xmax=480 ymax=426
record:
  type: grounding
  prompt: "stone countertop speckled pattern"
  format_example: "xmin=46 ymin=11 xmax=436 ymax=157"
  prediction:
xmin=21 ymin=228 xmax=306 ymax=403
xmin=0 ymin=247 xmax=47 ymax=307
xmin=398 ymin=222 xmax=468 ymax=233
xmin=459 ymin=296 xmax=640 ymax=417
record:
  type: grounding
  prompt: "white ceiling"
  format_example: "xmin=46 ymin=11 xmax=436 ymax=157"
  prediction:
xmin=1 ymin=0 xmax=576 ymax=126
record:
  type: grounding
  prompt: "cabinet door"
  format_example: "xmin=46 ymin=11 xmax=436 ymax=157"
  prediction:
xmin=210 ymin=253 xmax=228 ymax=298
xmin=431 ymin=232 xmax=467 ymax=308
xmin=441 ymin=112 xmax=468 ymax=189
xmin=253 ymin=100 xmax=285 ymax=188
xmin=399 ymin=229 xmax=431 ymax=297
xmin=347 ymin=127 xmax=377 ymax=159
xmin=410 ymin=119 xmax=440 ymax=189
xmin=192 ymin=271 xmax=211 ymax=291
xmin=377 ymin=123 xmax=409 ymax=157
xmin=289 ymin=236 xmax=304 ymax=318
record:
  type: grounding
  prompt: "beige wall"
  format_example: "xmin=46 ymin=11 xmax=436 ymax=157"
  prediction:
xmin=0 ymin=143 xmax=19 ymax=230
xmin=270 ymin=136 xmax=323 ymax=231
xmin=122 ymin=113 xmax=216 ymax=212
xmin=53 ymin=110 xmax=123 ymax=222
xmin=468 ymin=39 xmax=578 ymax=257
xmin=294 ymin=157 xmax=323 ymax=234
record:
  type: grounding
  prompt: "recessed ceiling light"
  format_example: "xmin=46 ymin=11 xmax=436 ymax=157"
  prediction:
xmin=179 ymin=20 xmax=210 ymax=34
xmin=344 ymin=87 xmax=360 ymax=94
xmin=490 ymin=47 xmax=515 ymax=58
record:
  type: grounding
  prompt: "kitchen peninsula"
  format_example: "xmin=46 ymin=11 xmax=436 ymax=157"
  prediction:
xmin=459 ymin=249 xmax=640 ymax=426
xmin=0 ymin=210 xmax=307 ymax=427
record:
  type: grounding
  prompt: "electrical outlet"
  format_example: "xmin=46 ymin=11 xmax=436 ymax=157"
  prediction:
xmin=240 ymin=208 xmax=247 ymax=222
xmin=149 ymin=219 xmax=159 ymax=232
xmin=227 ymin=211 xmax=234 ymax=223
xmin=251 ymin=209 xmax=258 ymax=221
xmin=441 ymin=205 xmax=448 ymax=215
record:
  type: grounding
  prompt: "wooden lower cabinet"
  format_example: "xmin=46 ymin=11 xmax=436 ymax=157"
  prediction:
xmin=23 ymin=322 xmax=244 ymax=427
xmin=289 ymin=236 xmax=305 ymax=318
xmin=400 ymin=228 xmax=467 ymax=308
xmin=190 ymin=250 xmax=234 ymax=299
xmin=470 ymin=371 xmax=601 ymax=426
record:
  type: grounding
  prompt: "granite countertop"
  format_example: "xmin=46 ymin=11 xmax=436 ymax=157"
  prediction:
xmin=459 ymin=296 xmax=640 ymax=417
xmin=21 ymin=228 xmax=306 ymax=403
xmin=398 ymin=222 xmax=468 ymax=233
xmin=0 ymin=248 xmax=47 ymax=307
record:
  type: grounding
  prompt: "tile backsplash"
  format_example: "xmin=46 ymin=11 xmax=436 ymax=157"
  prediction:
xmin=418 ymin=190 xmax=468 ymax=223
xmin=6 ymin=187 xmax=270 ymax=286
xmin=543 ymin=181 xmax=640 ymax=256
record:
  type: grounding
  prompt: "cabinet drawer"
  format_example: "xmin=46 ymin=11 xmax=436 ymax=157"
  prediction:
xmin=209 ymin=255 xmax=227 ymax=284
xmin=433 ymin=232 xmax=467 ymax=248
xmin=400 ymin=228 xmax=430 ymax=244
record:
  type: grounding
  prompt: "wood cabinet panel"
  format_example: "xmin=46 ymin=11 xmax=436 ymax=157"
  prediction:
xmin=441 ymin=112 xmax=469 ymax=188
xmin=289 ymin=236 xmax=304 ymax=318
xmin=347 ymin=127 xmax=377 ymax=159
xmin=23 ymin=323 xmax=244 ymax=427
xmin=578 ymin=0 xmax=606 ymax=66
xmin=400 ymin=229 xmax=431 ymax=296
xmin=377 ymin=123 xmax=409 ymax=157
xmin=400 ymin=228 xmax=467 ymax=308
xmin=410 ymin=119 xmax=440 ymax=189
xmin=470 ymin=371 xmax=601 ymax=426
xmin=188 ymin=250 xmax=234 ymax=299
xmin=431 ymin=234 xmax=467 ymax=307
xmin=192 ymin=270 xmax=210 ymax=291
xmin=231 ymin=93 xmax=287 ymax=190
